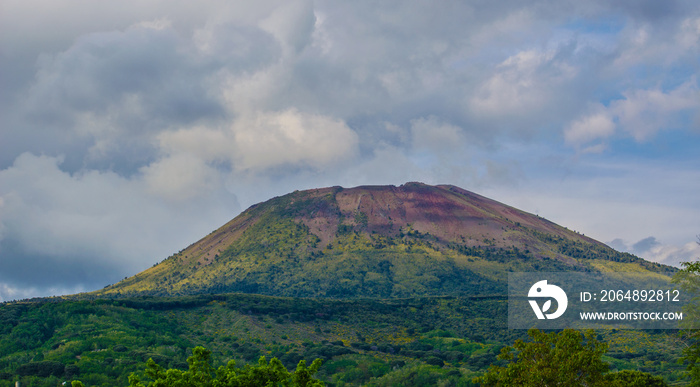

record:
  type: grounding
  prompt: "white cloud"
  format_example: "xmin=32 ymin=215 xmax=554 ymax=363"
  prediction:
xmin=159 ymin=109 xmax=359 ymax=173
xmin=646 ymin=241 xmax=700 ymax=267
xmin=612 ymin=16 xmax=700 ymax=70
xmin=469 ymin=48 xmax=578 ymax=120
xmin=678 ymin=17 xmax=700 ymax=50
xmin=470 ymin=50 xmax=549 ymax=116
xmin=410 ymin=116 xmax=465 ymax=152
xmin=136 ymin=18 xmax=173 ymax=31
xmin=157 ymin=126 xmax=232 ymax=163
xmin=610 ymin=237 xmax=700 ymax=267
xmin=612 ymin=80 xmax=700 ymax=141
xmin=563 ymin=79 xmax=700 ymax=147
xmin=564 ymin=108 xmax=616 ymax=147
xmin=141 ymin=153 xmax=223 ymax=202
xmin=232 ymin=109 xmax=359 ymax=171
xmin=259 ymin=0 xmax=316 ymax=54
xmin=0 ymin=283 xmax=87 ymax=303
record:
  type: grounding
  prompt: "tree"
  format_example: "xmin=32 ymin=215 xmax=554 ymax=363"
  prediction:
xmin=474 ymin=328 xmax=609 ymax=386
xmin=672 ymin=242 xmax=700 ymax=386
xmin=127 ymin=346 xmax=324 ymax=387
xmin=603 ymin=369 xmax=667 ymax=387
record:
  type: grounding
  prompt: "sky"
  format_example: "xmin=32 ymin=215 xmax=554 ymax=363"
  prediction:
xmin=1 ymin=0 xmax=699 ymax=300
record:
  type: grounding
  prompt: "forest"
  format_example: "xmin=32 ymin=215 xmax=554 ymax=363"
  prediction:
xmin=0 ymin=289 xmax=693 ymax=386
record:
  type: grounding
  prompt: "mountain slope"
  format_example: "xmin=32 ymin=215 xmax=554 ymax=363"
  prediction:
xmin=95 ymin=182 xmax=668 ymax=298
xmin=1 ymin=293 xmax=686 ymax=385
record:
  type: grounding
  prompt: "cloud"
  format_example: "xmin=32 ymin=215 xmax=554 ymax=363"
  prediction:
xmin=650 ymin=241 xmax=700 ymax=267
xmin=6 ymin=0 xmax=697 ymax=171
xmin=410 ymin=116 xmax=465 ymax=152
xmin=564 ymin=107 xmax=616 ymax=148
xmin=612 ymin=16 xmax=700 ymax=70
xmin=232 ymin=109 xmax=359 ymax=172
xmin=612 ymin=80 xmax=700 ymax=141
xmin=158 ymin=109 xmax=359 ymax=173
xmin=259 ymin=0 xmax=316 ymax=54
xmin=607 ymin=238 xmax=627 ymax=252
xmin=610 ymin=236 xmax=700 ymax=267
xmin=26 ymin=23 xmax=197 ymax=122
xmin=465 ymin=42 xmax=591 ymax=141
xmin=469 ymin=49 xmax=576 ymax=118
xmin=631 ymin=236 xmax=661 ymax=253
xmin=0 ymin=153 xmax=239 ymax=296
xmin=564 ymin=79 xmax=700 ymax=148
xmin=141 ymin=153 xmax=223 ymax=202
xmin=678 ymin=17 xmax=700 ymax=50
xmin=4 ymin=14 xmax=283 ymax=173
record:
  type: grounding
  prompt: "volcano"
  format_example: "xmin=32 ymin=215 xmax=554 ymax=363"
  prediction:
xmin=96 ymin=182 xmax=666 ymax=298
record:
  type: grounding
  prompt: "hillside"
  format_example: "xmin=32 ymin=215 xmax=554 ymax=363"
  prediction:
xmin=94 ymin=182 xmax=668 ymax=298
xmin=0 ymin=293 xmax=687 ymax=386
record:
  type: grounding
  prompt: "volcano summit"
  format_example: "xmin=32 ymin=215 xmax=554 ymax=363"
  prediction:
xmin=96 ymin=183 xmax=665 ymax=298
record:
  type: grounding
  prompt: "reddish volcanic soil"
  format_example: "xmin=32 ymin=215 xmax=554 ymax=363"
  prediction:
xmin=172 ymin=182 xmax=601 ymax=269
xmin=296 ymin=182 xmax=597 ymax=251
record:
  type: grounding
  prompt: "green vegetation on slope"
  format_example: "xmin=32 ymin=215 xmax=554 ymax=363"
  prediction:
xmin=95 ymin=210 xmax=670 ymax=298
xmin=94 ymin=184 xmax=672 ymax=299
xmin=673 ymin=260 xmax=700 ymax=385
xmin=0 ymin=294 xmax=688 ymax=386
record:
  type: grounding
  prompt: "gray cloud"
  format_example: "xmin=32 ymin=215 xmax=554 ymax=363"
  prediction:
xmin=6 ymin=0 xmax=699 ymax=167
xmin=0 ymin=153 xmax=239 ymax=299
xmin=632 ymin=236 xmax=661 ymax=254
xmin=3 ymin=15 xmax=284 ymax=174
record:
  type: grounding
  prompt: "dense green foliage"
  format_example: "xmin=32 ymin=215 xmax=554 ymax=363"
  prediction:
xmin=127 ymin=346 xmax=323 ymax=386
xmin=674 ymin=260 xmax=700 ymax=385
xmin=604 ymin=369 xmax=668 ymax=386
xmin=0 ymin=293 xmax=687 ymax=386
xmin=475 ymin=329 xmax=609 ymax=386
xmin=476 ymin=329 xmax=668 ymax=387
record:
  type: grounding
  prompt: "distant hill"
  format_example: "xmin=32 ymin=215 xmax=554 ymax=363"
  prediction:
xmin=94 ymin=182 xmax=669 ymax=298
